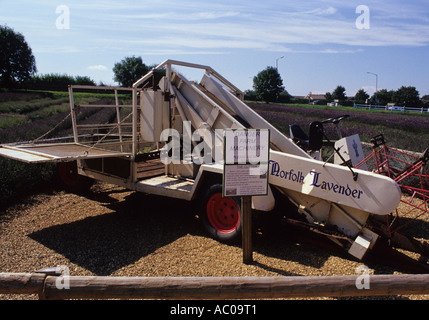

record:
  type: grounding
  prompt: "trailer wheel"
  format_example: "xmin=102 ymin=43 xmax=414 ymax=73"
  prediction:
xmin=57 ymin=161 xmax=93 ymax=192
xmin=201 ymin=184 xmax=241 ymax=242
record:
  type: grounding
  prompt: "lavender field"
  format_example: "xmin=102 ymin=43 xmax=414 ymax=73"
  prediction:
xmin=249 ymin=102 xmax=429 ymax=154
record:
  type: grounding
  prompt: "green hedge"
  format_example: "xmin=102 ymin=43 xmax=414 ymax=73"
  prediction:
xmin=0 ymin=158 xmax=57 ymax=207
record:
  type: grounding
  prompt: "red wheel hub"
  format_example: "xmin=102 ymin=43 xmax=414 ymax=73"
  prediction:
xmin=206 ymin=193 xmax=240 ymax=233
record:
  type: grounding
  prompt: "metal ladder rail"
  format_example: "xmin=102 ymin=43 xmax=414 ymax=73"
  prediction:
xmin=68 ymin=85 xmax=134 ymax=153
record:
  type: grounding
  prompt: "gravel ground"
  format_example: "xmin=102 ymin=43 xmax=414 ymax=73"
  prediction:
xmin=1 ymin=182 xmax=429 ymax=300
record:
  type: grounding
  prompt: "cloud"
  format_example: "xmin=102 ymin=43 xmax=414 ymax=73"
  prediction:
xmin=192 ymin=11 xmax=241 ymax=20
xmin=88 ymin=65 xmax=107 ymax=71
xmin=33 ymin=46 xmax=82 ymax=54
xmin=27 ymin=0 xmax=429 ymax=57
xmin=117 ymin=3 xmax=429 ymax=51
xmin=307 ymin=7 xmax=338 ymax=16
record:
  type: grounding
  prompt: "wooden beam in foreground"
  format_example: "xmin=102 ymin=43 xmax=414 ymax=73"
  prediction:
xmin=1 ymin=272 xmax=429 ymax=299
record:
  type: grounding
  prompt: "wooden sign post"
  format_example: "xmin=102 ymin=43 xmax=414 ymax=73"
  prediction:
xmin=241 ymin=196 xmax=253 ymax=264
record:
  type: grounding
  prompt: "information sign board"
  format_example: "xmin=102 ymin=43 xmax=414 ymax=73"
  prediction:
xmin=223 ymin=129 xmax=270 ymax=197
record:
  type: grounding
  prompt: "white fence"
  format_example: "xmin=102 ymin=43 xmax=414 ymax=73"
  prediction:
xmin=354 ymin=104 xmax=429 ymax=113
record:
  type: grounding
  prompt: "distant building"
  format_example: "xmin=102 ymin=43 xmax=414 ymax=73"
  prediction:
xmin=305 ymin=92 xmax=326 ymax=100
xmin=305 ymin=92 xmax=327 ymax=105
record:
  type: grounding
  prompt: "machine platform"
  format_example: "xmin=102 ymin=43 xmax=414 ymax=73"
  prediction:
xmin=0 ymin=143 xmax=130 ymax=163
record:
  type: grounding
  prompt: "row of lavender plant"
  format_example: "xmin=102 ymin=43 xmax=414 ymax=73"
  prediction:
xmin=249 ymin=103 xmax=429 ymax=153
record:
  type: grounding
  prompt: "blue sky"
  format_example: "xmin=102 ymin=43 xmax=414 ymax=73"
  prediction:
xmin=1 ymin=0 xmax=429 ymax=97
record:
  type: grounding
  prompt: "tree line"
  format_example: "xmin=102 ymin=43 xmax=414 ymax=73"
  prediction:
xmin=354 ymin=86 xmax=425 ymax=107
xmin=313 ymin=85 xmax=425 ymax=108
xmin=247 ymin=66 xmax=426 ymax=108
